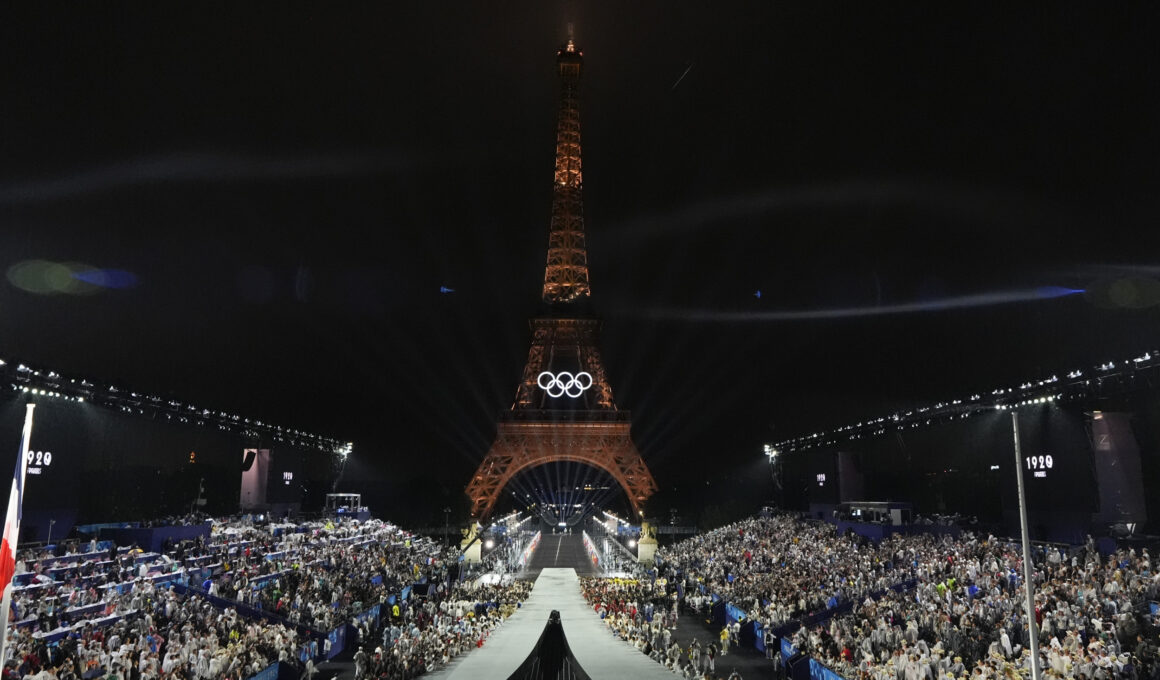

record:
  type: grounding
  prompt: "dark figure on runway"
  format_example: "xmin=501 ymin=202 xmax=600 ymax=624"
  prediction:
xmin=506 ymin=610 xmax=592 ymax=680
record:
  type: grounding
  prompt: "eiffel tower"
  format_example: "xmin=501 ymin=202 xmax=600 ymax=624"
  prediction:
xmin=465 ymin=38 xmax=658 ymax=521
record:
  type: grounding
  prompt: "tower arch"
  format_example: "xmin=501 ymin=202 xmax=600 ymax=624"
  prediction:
xmin=466 ymin=419 xmax=657 ymax=521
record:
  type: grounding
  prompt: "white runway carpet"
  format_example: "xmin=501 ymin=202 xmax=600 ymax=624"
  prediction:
xmin=428 ymin=568 xmax=674 ymax=679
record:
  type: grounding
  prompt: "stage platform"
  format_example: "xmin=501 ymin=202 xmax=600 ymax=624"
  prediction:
xmin=428 ymin=568 xmax=673 ymax=679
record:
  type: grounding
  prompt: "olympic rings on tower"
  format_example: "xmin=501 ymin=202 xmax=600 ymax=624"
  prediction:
xmin=536 ymin=371 xmax=594 ymax=398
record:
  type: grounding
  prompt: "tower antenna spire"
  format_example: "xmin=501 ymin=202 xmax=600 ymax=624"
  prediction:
xmin=542 ymin=32 xmax=588 ymax=303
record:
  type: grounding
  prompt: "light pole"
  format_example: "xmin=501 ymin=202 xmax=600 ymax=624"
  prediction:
xmin=1011 ymin=411 xmax=1042 ymax=680
xmin=443 ymin=507 xmax=451 ymax=548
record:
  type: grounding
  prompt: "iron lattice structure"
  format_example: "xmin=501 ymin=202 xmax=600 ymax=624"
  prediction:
xmin=541 ymin=40 xmax=590 ymax=305
xmin=512 ymin=318 xmax=614 ymax=411
xmin=466 ymin=40 xmax=657 ymax=521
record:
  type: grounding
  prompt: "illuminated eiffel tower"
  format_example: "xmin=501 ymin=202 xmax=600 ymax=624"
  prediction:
xmin=465 ymin=38 xmax=658 ymax=521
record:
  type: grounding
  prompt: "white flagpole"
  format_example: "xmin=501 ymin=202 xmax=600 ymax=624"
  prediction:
xmin=1011 ymin=411 xmax=1041 ymax=680
xmin=0 ymin=404 xmax=35 ymax=667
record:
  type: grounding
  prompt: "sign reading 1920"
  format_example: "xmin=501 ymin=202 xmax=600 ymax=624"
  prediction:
xmin=26 ymin=450 xmax=53 ymax=475
xmin=537 ymin=371 xmax=594 ymax=398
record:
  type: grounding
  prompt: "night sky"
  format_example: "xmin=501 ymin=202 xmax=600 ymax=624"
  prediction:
xmin=2 ymin=4 xmax=1159 ymax=521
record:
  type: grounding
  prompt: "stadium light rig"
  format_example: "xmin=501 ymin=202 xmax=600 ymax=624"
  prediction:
xmin=13 ymin=385 xmax=85 ymax=402
xmin=2 ymin=356 xmax=352 ymax=453
xmin=993 ymin=395 xmax=1060 ymax=410
xmin=772 ymin=348 xmax=1159 ymax=454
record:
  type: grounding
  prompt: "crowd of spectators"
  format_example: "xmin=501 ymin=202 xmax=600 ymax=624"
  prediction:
xmin=4 ymin=516 xmax=534 ymax=680
xmin=11 ymin=510 xmax=1160 ymax=680
xmin=579 ymin=576 xmax=747 ymax=679
xmin=646 ymin=515 xmax=1160 ymax=680
xmin=790 ymin=535 xmax=1160 ymax=680
xmin=7 ymin=588 xmax=308 ymax=680
xmin=656 ymin=516 xmax=917 ymax=630
xmin=356 ymin=579 xmax=532 ymax=680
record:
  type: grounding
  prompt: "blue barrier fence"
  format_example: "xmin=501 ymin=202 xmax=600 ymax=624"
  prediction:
xmin=353 ymin=604 xmax=381 ymax=629
xmin=298 ymin=639 xmax=319 ymax=664
xmin=809 ymin=658 xmax=847 ymax=680
xmin=788 ymin=652 xmax=812 ymax=680
xmin=77 ymin=522 xmax=139 ymax=534
xmin=247 ymin=663 xmax=279 ymax=680
xmin=250 ymin=569 xmax=293 ymax=592
xmin=30 ymin=610 xmax=138 ymax=643
xmin=725 ymin=602 xmax=747 ymax=624
xmin=740 ymin=620 xmax=757 ymax=649
xmin=710 ymin=600 xmax=726 ymax=625
xmin=781 ymin=638 xmax=798 ymax=663
xmin=98 ymin=523 xmax=212 ymax=553
xmin=326 ymin=624 xmax=348 ymax=660
xmin=245 ymin=661 xmax=300 ymax=680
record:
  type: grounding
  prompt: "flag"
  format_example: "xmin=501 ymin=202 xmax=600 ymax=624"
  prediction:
xmin=0 ymin=406 xmax=34 ymax=596
xmin=0 ymin=404 xmax=34 ymax=665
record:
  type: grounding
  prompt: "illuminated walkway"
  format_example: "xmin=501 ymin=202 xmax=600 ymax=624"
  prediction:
xmin=520 ymin=533 xmax=600 ymax=579
xmin=427 ymin=567 xmax=673 ymax=679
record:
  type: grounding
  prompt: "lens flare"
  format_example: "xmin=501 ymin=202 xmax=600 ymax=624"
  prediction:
xmin=7 ymin=260 xmax=138 ymax=295
xmin=643 ymin=287 xmax=1085 ymax=322
xmin=71 ymin=268 xmax=138 ymax=289
xmin=1085 ymin=277 xmax=1160 ymax=310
